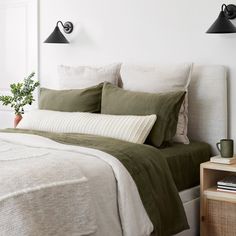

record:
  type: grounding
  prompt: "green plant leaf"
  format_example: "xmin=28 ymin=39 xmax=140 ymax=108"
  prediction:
xmin=0 ymin=72 xmax=40 ymax=115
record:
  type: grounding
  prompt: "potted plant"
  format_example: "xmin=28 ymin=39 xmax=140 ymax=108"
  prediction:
xmin=0 ymin=72 xmax=40 ymax=127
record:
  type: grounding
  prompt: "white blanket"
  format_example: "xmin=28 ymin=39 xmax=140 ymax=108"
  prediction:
xmin=0 ymin=133 xmax=153 ymax=236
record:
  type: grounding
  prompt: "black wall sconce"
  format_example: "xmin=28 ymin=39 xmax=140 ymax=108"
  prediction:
xmin=207 ymin=4 xmax=236 ymax=33
xmin=44 ymin=21 xmax=74 ymax=44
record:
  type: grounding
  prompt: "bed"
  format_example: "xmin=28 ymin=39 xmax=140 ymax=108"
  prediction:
xmin=0 ymin=64 xmax=227 ymax=236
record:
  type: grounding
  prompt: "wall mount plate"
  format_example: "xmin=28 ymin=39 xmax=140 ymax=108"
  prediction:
xmin=63 ymin=21 xmax=73 ymax=34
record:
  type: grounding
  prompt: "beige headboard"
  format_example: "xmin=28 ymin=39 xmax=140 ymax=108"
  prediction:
xmin=188 ymin=65 xmax=228 ymax=155
xmin=119 ymin=63 xmax=228 ymax=154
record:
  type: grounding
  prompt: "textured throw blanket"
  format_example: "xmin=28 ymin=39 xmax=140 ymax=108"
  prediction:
xmin=0 ymin=131 xmax=152 ymax=236
xmin=0 ymin=139 xmax=96 ymax=236
xmin=1 ymin=129 xmax=189 ymax=236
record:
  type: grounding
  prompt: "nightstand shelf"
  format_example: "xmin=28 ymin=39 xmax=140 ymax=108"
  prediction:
xmin=200 ymin=161 xmax=236 ymax=236
xmin=204 ymin=186 xmax=236 ymax=202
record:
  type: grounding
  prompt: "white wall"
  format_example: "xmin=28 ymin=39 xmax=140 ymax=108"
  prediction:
xmin=0 ymin=0 xmax=38 ymax=128
xmin=40 ymin=0 xmax=236 ymax=140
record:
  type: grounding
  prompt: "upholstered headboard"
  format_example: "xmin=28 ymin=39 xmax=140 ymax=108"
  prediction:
xmin=188 ymin=65 xmax=228 ymax=155
xmin=119 ymin=63 xmax=228 ymax=154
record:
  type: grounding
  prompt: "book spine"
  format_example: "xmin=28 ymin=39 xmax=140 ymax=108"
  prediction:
xmin=217 ymin=182 xmax=236 ymax=188
xmin=217 ymin=188 xmax=236 ymax=193
xmin=217 ymin=185 xmax=236 ymax=191
xmin=210 ymin=160 xmax=230 ymax=164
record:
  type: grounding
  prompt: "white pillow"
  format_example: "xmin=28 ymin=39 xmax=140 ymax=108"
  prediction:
xmin=58 ymin=63 xmax=121 ymax=89
xmin=18 ymin=110 xmax=157 ymax=144
xmin=120 ymin=63 xmax=193 ymax=144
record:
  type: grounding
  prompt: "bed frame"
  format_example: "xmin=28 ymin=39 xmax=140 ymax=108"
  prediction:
xmin=188 ymin=65 xmax=228 ymax=155
xmin=48 ymin=63 xmax=228 ymax=236
xmin=175 ymin=64 xmax=228 ymax=236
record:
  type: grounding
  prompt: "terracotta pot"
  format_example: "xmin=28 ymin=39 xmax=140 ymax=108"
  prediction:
xmin=14 ymin=114 xmax=22 ymax=128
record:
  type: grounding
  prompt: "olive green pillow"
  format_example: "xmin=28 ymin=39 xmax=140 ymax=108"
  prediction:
xmin=101 ymin=83 xmax=186 ymax=147
xmin=39 ymin=83 xmax=103 ymax=113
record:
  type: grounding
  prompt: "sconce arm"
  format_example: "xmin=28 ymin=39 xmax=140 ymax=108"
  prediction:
xmin=221 ymin=4 xmax=228 ymax=12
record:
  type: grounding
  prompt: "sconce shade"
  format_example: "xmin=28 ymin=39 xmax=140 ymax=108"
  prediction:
xmin=207 ymin=11 xmax=236 ymax=33
xmin=44 ymin=26 xmax=69 ymax=44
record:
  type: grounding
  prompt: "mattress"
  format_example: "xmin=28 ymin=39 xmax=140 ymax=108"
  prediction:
xmin=159 ymin=141 xmax=211 ymax=191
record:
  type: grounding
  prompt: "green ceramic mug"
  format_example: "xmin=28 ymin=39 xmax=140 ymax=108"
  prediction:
xmin=216 ymin=139 xmax=234 ymax=158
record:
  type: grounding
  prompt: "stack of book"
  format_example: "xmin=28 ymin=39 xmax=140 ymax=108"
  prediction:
xmin=210 ymin=155 xmax=236 ymax=164
xmin=217 ymin=175 xmax=236 ymax=193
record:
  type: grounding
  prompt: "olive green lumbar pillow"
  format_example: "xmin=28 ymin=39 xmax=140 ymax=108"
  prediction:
xmin=101 ymin=83 xmax=186 ymax=147
xmin=39 ymin=83 xmax=103 ymax=113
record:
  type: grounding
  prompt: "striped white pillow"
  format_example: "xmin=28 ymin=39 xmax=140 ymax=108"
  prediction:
xmin=18 ymin=110 xmax=156 ymax=144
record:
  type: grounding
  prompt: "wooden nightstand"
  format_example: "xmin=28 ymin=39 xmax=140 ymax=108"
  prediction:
xmin=200 ymin=161 xmax=236 ymax=236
